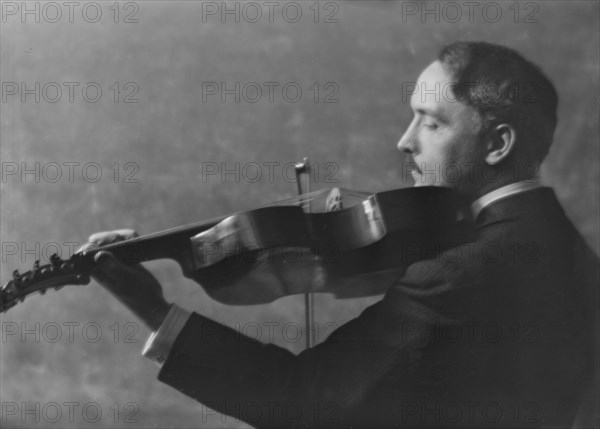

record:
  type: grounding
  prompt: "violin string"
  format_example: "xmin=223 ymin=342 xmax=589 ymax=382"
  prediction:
xmin=89 ymin=190 xmax=335 ymax=247
xmin=264 ymin=189 xmax=330 ymax=207
xmin=265 ymin=188 xmax=372 ymax=207
xmin=91 ymin=188 xmax=374 ymax=250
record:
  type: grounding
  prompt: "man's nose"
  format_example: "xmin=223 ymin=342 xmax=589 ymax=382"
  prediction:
xmin=397 ymin=131 xmax=415 ymax=154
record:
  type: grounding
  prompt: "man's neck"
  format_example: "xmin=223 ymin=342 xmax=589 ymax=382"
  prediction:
xmin=467 ymin=161 xmax=542 ymax=200
xmin=469 ymin=176 xmax=518 ymax=202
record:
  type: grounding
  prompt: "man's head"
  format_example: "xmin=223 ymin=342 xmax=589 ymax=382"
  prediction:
xmin=397 ymin=41 xmax=558 ymax=198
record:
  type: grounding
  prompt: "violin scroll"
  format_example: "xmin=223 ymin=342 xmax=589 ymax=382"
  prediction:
xmin=0 ymin=253 xmax=94 ymax=313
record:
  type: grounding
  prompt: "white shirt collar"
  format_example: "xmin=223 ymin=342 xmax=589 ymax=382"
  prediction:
xmin=470 ymin=180 xmax=542 ymax=219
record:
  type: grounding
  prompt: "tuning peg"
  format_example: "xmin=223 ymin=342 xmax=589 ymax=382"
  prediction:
xmin=50 ymin=253 xmax=61 ymax=268
xmin=32 ymin=260 xmax=40 ymax=277
xmin=11 ymin=270 xmax=22 ymax=285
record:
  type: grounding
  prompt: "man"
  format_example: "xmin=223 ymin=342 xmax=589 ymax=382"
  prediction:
xmin=89 ymin=42 xmax=598 ymax=427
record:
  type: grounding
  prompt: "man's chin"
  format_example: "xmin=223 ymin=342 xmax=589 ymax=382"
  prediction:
xmin=409 ymin=171 xmax=447 ymax=187
xmin=410 ymin=171 xmax=429 ymax=187
xmin=412 ymin=177 xmax=438 ymax=188
xmin=413 ymin=181 xmax=454 ymax=188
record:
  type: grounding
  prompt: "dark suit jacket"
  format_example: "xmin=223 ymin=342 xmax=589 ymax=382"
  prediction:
xmin=157 ymin=188 xmax=599 ymax=428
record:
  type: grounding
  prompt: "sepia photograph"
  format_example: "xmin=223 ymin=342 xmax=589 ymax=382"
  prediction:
xmin=1 ymin=1 xmax=598 ymax=428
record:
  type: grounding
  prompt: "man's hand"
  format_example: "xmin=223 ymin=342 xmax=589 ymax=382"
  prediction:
xmin=86 ymin=229 xmax=171 ymax=331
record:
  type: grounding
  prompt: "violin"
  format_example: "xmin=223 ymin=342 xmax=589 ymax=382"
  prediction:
xmin=0 ymin=186 xmax=470 ymax=313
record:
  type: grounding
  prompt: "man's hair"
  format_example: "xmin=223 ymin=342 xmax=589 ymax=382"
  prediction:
xmin=438 ymin=41 xmax=558 ymax=165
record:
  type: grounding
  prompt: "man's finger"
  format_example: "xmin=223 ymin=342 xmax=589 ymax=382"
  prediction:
xmin=88 ymin=229 xmax=139 ymax=246
xmin=90 ymin=251 xmax=134 ymax=289
xmin=94 ymin=251 xmax=120 ymax=271
xmin=75 ymin=242 xmax=99 ymax=255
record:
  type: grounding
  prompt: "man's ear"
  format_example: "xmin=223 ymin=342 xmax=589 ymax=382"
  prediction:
xmin=485 ymin=123 xmax=517 ymax=165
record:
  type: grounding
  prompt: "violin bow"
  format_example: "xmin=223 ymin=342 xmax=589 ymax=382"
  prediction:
xmin=294 ymin=157 xmax=315 ymax=349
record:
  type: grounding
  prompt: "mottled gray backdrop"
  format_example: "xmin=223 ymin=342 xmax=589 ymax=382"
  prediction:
xmin=1 ymin=1 xmax=598 ymax=427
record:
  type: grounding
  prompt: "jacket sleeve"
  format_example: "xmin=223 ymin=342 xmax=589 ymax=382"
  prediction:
xmin=157 ymin=256 xmax=471 ymax=427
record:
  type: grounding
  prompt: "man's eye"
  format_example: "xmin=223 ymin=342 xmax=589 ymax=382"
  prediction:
xmin=424 ymin=123 xmax=438 ymax=130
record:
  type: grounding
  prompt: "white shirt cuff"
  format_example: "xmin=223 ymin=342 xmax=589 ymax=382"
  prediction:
xmin=142 ymin=304 xmax=191 ymax=366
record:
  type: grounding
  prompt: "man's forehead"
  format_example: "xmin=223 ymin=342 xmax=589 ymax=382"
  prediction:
xmin=417 ymin=60 xmax=450 ymax=86
xmin=409 ymin=60 xmax=467 ymax=117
